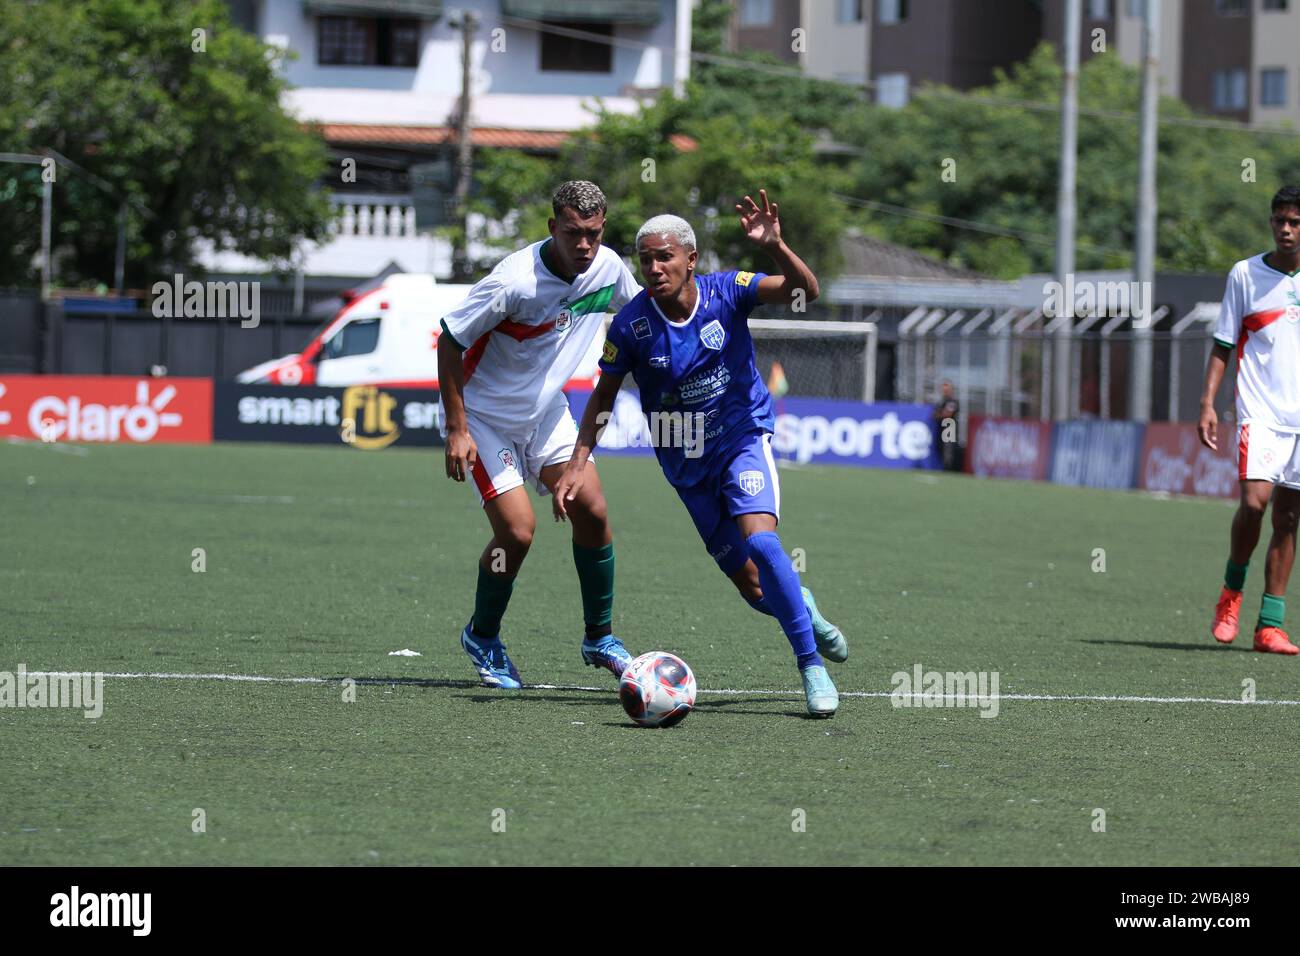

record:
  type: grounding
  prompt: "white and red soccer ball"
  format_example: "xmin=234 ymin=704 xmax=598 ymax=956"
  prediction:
xmin=619 ymin=652 xmax=697 ymax=728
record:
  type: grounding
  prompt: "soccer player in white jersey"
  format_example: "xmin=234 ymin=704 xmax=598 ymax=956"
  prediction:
xmin=1200 ymin=186 xmax=1300 ymax=655
xmin=437 ymin=181 xmax=643 ymax=687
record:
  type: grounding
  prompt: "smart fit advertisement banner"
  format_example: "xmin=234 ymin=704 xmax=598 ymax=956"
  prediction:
xmin=0 ymin=375 xmax=212 ymax=443
xmin=212 ymin=383 xmax=444 ymax=449
xmin=965 ymin=415 xmax=1053 ymax=481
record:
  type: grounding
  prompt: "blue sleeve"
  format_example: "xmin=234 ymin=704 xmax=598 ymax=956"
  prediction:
xmin=599 ymin=308 xmax=636 ymax=376
xmin=719 ymin=269 xmax=768 ymax=320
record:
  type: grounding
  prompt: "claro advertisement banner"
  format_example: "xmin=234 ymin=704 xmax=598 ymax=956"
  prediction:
xmin=965 ymin=415 xmax=1053 ymax=481
xmin=0 ymin=375 xmax=212 ymax=443
xmin=213 ymin=383 xmax=444 ymax=449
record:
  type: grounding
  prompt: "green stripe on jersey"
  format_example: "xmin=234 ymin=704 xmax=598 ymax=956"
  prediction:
xmin=570 ymin=284 xmax=615 ymax=316
xmin=1213 ymin=337 xmax=1234 ymax=349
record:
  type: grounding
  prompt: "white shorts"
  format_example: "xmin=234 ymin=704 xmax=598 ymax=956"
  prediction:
xmin=461 ymin=393 xmax=589 ymax=506
xmin=1238 ymin=421 xmax=1300 ymax=488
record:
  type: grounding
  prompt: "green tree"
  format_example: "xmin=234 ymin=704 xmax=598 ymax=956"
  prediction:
xmin=0 ymin=0 xmax=334 ymax=288
xmin=835 ymin=43 xmax=1300 ymax=278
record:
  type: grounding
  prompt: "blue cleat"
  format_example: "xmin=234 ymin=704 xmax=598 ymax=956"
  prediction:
xmin=581 ymin=634 xmax=634 ymax=678
xmin=802 ymin=586 xmax=848 ymax=663
xmin=801 ymin=664 xmax=839 ymax=717
xmin=461 ymin=622 xmax=522 ymax=689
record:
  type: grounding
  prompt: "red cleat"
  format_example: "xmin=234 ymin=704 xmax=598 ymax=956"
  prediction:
xmin=1212 ymin=587 xmax=1242 ymax=643
xmin=1253 ymin=626 xmax=1300 ymax=656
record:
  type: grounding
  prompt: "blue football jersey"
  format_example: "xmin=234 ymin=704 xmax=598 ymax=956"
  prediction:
xmin=600 ymin=269 xmax=773 ymax=487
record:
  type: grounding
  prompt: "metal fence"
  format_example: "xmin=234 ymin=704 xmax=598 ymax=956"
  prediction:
xmin=892 ymin=304 xmax=1225 ymax=434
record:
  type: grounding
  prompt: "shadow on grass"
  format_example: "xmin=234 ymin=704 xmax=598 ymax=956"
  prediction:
xmin=1077 ymin=639 xmax=1254 ymax=653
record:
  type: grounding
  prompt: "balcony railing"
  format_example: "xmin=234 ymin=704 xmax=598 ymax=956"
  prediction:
xmin=329 ymin=194 xmax=418 ymax=239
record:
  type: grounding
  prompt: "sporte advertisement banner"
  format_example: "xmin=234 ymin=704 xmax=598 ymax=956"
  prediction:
xmin=1139 ymin=422 xmax=1237 ymax=499
xmin=213 ymin=383 xmax=444 ymax=449
xmin=0 ymin=374 xmax=212 ymax=443
xmin=1049 ymin=420 xmax=1146 ymax=490
xmin=567 ymin=391 xmax=939 ymax=468
xmin=965 ymin=415 xmax=1053 ymax=480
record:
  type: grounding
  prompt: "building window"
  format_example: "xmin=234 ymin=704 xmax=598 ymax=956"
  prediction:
xmin=1213 ymin=68 xmax=1248 ymax=110
xmin=878 ymin=0 xmax=908 ymax=23
xmin=837 ymin=0 xmax=864 ymax=23
xmin=876 ymin=72 xmax=909 ymax=108
xmin=319 ymin=17 xmax=419 ymax=67
xmin=738 ymin=0 xmax=773 ymax=27
xmin=540 ymin=21 xmax=613 ymax=73
xmin=1261 ymin=68 xmax=1287 ymax=106
xmin=1214 ymin=0 xmax=1248 ymax=14
xmin=1087 ymin=0 xmax=1111 ymax=18
xmin=1263 ymin=0 xmax=1289 ymax=10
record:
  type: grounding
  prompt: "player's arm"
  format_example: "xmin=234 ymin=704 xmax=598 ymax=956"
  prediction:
xmin=553 ymin=370 xmax=624 ymax=520
xmin=438 ymin=272 xmax=509 ymax=481
xmin=735 ymin=189 xmax=820 ymax=306
xmin=1198 ymin=343 xmax=1232 ymax=451
xmin=438 ymin=332 xmax=476 ymax=481
xmin=1200 ymin=268 xmax=1243 ymax=451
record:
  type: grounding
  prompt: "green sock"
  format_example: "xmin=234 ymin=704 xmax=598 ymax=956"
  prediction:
xmin=1225 ymin=559 xmax=1249 ymax=592
xmin=573 ymin=541 xmax=615 ymax=639
xmin=1259 ymin=593 xmax=1286 ymax=630
xmin=471 ymin=564 xmax=515 ymax=639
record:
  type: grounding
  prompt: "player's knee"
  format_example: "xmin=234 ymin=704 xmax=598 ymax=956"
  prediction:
xmin=1241 ymin=495 xmax=1269 ymax=520
xmin=500 ymin=521 xmax=535 ymax=552
xmin=572 ymin=492 xmax=609 ymax=530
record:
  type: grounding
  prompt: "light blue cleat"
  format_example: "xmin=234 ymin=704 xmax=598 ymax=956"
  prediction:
xmin=801 ymin=664 xmax=839 ymax=717
xmin=802 ymin=586 xmax=848 ymax=663
xmin=581 ymin=634 xmax=634 ymax=678
xmin=460 ymin=622 xmax=522 ymax=689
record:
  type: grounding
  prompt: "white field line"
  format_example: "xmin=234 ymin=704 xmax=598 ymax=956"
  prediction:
xmin=22 ymin=671 xmax=1300 ymax=706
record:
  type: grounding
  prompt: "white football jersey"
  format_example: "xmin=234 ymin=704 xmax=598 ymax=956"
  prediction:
xmin=439 ymin=241 xmax=640 ymax=433
xmin=1213 ymin=253 xmax=1300 ymax=432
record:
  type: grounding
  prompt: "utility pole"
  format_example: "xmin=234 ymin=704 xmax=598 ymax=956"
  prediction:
xmin=1130 ymin=0 xmax=1160 ymax=422
xmin=1053 ymin=0 xmax=1080 ymax=422
xmin=452 ymin=10 xmax=478 ymax=281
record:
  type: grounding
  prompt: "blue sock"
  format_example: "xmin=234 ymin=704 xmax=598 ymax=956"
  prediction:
xmin=745 ymin=531 xmax=821 ymax=670
xmin=744 ymin=593 xmax=775 ymax=617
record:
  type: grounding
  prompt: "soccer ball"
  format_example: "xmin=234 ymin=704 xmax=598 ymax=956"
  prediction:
xmin=619 ymin=651 xmax=697 ymax=728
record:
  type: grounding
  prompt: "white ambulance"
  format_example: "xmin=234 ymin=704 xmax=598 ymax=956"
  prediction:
xmin=236 ymin=272 xmax=605 ymax=390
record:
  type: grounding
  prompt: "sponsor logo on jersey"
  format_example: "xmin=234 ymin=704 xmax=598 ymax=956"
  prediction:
xmin=735 ymin=272 xmax=756 ymax=287
xmin=738 ymin=470 xmax=765 ymax=496
xmin=631 ymin=316 xmax=652 ymax=340
xmin=678 ymin=364 xmax=731 ymax=405
xmin=602 ymin=340 xmax=619 ymax=364
xmin=700 ymin=319 xmax=725 ymax=351
xmin=649 ymin=355 xmax=670 ymax=368
xmin=498 ymin=448 xmax=517 ymax=471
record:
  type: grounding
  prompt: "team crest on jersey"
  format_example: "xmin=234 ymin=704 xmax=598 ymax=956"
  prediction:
xmin=631 ymin=316 xmax=652 ymax=340
xmin=555 ymin=303 xmax=573 ymax=331
xmin=738 ymin=470 xmax=765 ymax=496
xmin=498 ymin=448 xmax=517 ymax=471
xmin=700 ymin=319 xmax=725 ymax=351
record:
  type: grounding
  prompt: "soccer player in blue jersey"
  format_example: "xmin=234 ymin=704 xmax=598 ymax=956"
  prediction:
xmin=553 ymin=190 xmax=848 ymax=717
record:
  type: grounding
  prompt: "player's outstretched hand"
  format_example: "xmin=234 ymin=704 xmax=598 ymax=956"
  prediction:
xmin=551 ymin=460 xmax=586 ymax=522
xmin=1197 ymin=403 xmax=1218 ymax=451
xmin=736 ymin=189 xmax=781 ymax=248
xmin=446 ymin=428 xmax=477 ymax=481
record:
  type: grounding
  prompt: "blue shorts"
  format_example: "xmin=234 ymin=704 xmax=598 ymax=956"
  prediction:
xmin=674 ymin=431 xmax=781 ymax=577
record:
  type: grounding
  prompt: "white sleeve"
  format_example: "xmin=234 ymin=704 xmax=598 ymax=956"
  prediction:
xmin=612 ymin=258 xmax=641 ymax=310
xmin=1212 ymin=265 xmax=1244 ymax=349
xmin=439 ymin=267 xmax=512 ymax=348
